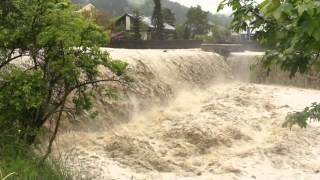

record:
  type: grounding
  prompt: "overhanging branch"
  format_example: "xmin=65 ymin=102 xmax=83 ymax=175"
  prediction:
xmin=70 ymin=78 xmax=123 ymax=91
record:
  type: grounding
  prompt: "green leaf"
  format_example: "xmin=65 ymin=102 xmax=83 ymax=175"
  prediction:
xmin=272 ymin=7 xmax=283 ymax=20
xmin=271 ymin=3 xmax=293 ymax=20
xmin=298 ymin=3 xmax=315 ymax=16
xmin=313 ymin=30 xmax=320 ymax=41
xmin=217 ymin=3 xmax=225 ymax=12
xmin=261 ymin=0 xmax=280 ymax=16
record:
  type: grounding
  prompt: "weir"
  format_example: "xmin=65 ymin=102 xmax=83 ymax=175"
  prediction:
xmin=56 ymin=49 xmax=320 ymax=180
xmin=227 ymin=51 xmax=320 ymax=89
xmin=201 ymin=43 xmax=263 ymax=56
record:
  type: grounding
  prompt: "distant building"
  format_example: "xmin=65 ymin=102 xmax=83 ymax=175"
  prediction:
xmin=114 ymin=13 xmax=176 ymax=40
xmin=77 ymin=3 xmax=96 ymax=15
xmin=231 ymin=27 xmax=255 ymax=43
xmin=78 ymin=3 xmax=114 ymax=32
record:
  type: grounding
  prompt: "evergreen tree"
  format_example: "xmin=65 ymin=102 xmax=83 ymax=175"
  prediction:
xmin=162 ymin=8 xmax=176 ymax=26
xmin=132 ymin=10 xmax=142 ymax=40
xmin=152 ymin=0 xmax=164 ymax=40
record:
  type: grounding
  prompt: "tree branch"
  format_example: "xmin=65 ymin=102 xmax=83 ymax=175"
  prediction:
xmin=70 ymin=78 xmax=123 ymax=92
xmin=40 ymin=95 xmax=67 ymax=163
xmin=0 ymin=53 xmax=23 ymax=69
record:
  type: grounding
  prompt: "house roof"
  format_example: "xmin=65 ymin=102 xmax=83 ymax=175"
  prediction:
xmin=141 ymin=16 xmax=176 ymax=31
xmin=121 ymin=13 xmax=175 ymax=31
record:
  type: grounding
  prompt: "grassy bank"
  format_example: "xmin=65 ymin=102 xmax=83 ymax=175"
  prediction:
xmin=0 ymin=136 xmax=72 ymax=180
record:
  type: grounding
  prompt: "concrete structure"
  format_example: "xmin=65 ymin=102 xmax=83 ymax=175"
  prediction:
xmin=201 ymin=43 xmax=263 ymax=56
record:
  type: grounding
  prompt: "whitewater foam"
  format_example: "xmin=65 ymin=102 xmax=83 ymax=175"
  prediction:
xmin=53 ymin=49 xmax=320 ymax=180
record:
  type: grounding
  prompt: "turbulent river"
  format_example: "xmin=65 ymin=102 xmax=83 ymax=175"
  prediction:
xmin=54 ymin=49 xmax=320 ymax=180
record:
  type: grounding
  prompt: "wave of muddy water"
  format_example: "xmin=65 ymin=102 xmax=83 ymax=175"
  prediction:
xmin=55 ymin=49 xmax=320 ymax=180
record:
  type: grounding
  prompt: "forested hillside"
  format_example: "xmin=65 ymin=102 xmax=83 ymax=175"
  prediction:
xmin=71 ymin=0 xmax=232 ymax=27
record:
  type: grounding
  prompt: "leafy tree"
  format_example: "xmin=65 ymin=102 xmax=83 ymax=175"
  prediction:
xmin=218 ymin=0 xmax=320 ymax=128
xmin=162 ymin=8 xmax=176 ymax=26
xmin=174 ymin=23 xmax=192 ymax=40
xmin=0 ymin=0 xmax=127 ymax=157
xmin=185 ymin=6 xmax=209 ymax=38
xmin=183 ymin=24 xmax=191 ymax=40
xmin=210 ymin=14 xmax=233 ymax=29
xmin=131 ymin=10 xmax=142 ymax=40
xmin=205 ymin=25 xmax=231 ymax=43
xmin=152 ymin=0 xmax=164 ymax=40
xmin=175 ymin=23 xmax=185 ymax=39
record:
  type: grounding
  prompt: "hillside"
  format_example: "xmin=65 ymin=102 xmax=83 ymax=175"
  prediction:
xmin=72 ymin=0 xmax=188 ymax=22
xmin=71 ymin=0 xmax=232 ymax=26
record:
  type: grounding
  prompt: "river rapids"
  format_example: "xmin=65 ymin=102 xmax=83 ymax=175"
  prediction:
xmin=54 ymin=49 xmax=320 ymax=180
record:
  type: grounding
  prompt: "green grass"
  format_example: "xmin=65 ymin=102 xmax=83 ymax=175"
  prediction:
xmin=0 ymin=171 xmax=17 ymax=180
xmin=0 ymin=135 xmax=72 ymax=180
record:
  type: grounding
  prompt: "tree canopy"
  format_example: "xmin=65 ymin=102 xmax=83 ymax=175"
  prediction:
xmin=219 ymin=0 xmax=320 ymax=128
xmin=185 ymin=6 xmax=209 ymax=38
xmin=206 ymin=25 xmax=231 ymax=43
xmin=0 ymin=0 xmax=127 ymax=149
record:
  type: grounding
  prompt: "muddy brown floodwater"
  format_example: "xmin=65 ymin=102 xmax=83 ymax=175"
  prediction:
xmin=54 ymin=49 xmax=320 ymax=180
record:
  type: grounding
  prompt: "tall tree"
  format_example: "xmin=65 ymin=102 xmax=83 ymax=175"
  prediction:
xmin=186 ymin=6 xmax=209 ymax=38
xmin=183 ymin=24 xmax=191 ymax=39
xmin=219 ymin=0 xmax=320 ymax=128
xmin=152 ymin=0 xmax=164 ymax=40
xmin=175 ymin=23 xmax=185 ymax=39
xmin=207 ymin=25 xmax=231 ymax=43
xmin=132 ymin=10 xmax=142 ymax=40
xmin=162 ymin=8 xmax=176 ymax=26
xmin=0 ymin=0 xmax=127 ymax=152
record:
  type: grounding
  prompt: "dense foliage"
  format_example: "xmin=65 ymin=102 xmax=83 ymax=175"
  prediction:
xmin=185 ymin=6 xmax=209 ymax=39
xmin=219 ymin=0 xmax=320 ymax=128
xmin=0 ymin=0 xmax=127 ymax=150
xmin=205 ymin=25 xmax=231 ymax=43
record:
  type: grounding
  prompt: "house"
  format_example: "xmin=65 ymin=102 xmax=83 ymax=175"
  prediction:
xmin=77 ymin=3 xmax=97 ymax=15
xmin=78 ymin=3 xmax=114 ymax=31
xmin=231 ymin=27 xmax=255 ymax=43
xmin=114 ymin=13 xmax=176 ymax=40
